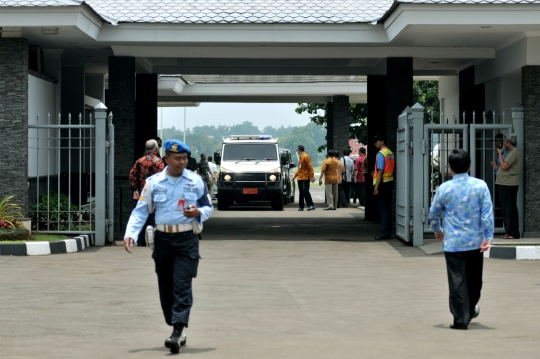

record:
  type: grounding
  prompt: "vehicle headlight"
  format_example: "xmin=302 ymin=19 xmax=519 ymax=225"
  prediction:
xmin=269 ymin=175 xmax=277 ymax=182
xmin=220 ymin=167 xmax=232 ymax=173
xmin=224 ymin=175 xmax=232 ymax=182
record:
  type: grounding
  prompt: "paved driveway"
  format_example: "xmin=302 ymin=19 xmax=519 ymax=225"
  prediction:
xmin=1 ymin=209 xmax=539 ymax=358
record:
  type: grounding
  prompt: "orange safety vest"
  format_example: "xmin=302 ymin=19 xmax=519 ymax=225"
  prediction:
xmin=373 ymin=146 xmax=395 ymax=185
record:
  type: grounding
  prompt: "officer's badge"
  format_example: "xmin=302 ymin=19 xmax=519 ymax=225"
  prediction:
xmin=171 ymin=144 xmax=178 ymax=152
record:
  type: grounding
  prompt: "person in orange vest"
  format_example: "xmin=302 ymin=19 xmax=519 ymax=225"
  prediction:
xmin=372 ymin=135 xmax=395 ymax=240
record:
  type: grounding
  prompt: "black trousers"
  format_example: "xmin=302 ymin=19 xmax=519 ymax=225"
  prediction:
xmin=353 ymin=182 xmax=365 ymax=206
xmin=297 ymin=180 xmax=314 ymax=209
xmin=153 ymin=230 xmax=200 ymax=327
xmin=497 ymin=184 xmax=520 ymax=238
xmin=342 ymin=181 xmax=351 ymax=205
xmin=376 ymin=181 xmax=393 ymax=237
xmin=445 ymin=250 xmax=484 ymax=328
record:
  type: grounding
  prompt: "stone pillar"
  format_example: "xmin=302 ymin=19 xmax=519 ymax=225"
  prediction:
xmin=386 ymin=58 xmax=413 ymax=234
xmin=326 ymin=102 xmax=333 ymax=151
xmin=366 ymin=75 xmax=387 ymax=221
xmin=135 ymin=73 xmax=158 ymax=153
xmin=522 ymin=66 xmax=540 ymax=236
xmin=459 ymin=66 xmax=485 ymax=124
xmin=0 ymin=38 xmax=29 ymax=213
xmin=108 ymin=56 xmax=136 ymax=239
xmin=331 ymin=95 xmax=350 ymax=154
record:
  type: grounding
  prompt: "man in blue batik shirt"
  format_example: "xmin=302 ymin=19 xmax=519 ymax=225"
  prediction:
xmin=429 ymin=149 xmax=493 ymax=330
xmin=124 ymin=139 xmax=214 ymax=353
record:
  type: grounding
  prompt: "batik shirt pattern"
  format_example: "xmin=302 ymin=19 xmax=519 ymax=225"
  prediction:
xmin=128 ymin=154 xmax=165 ymax=192
xmin=428 ymin=173 xmax=494 ymax=252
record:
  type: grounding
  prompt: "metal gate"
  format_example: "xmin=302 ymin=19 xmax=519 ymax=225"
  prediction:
xmin=396 ymin=103 xmax=525 ymax=246
xmin=27 ymin=104 xmax=114 ymax=246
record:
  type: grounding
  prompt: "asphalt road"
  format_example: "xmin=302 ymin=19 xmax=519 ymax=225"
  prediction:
xmin=1 ymin=194 xmax=539 ymax=358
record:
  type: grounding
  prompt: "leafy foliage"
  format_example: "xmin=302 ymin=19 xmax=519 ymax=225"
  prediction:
xmin=0 ymin=196 xmax=24 ymax=229
xmin=295 ymin=103 xmax=368 ymax=152
xmin=413 ymin=80 xmax=440 ymax=124
xmin=30 ymin=192 xmax=79 ymax=231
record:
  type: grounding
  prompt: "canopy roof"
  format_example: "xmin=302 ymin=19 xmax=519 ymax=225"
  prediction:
xmin=2 ymin=0 xmax=540 ymax=24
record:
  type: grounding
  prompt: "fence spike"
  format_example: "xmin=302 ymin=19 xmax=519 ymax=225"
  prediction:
xmin=452 ymin=112 xmax=455 ymax=124
xmin=58 ymin=112 xmax=61 ymax=123
xmin=68 ymin=113 xmax=72 ymax=124
xmin=462 ymin=111 xmax=466 ymax=124
xmin=47 ymin=112 xmax=51 ymax=125
xmin=482 ymin=111 xmax=486 ymax=124
xmin=473 ymin=111 xmax=476 ymax=123
xmin=502 ymin=111 xmax=505 ymax=123
xmin=79 ymin=113 xmax=82 ymax=124
xmin=493 ymin=111 xmax=496 ymax=124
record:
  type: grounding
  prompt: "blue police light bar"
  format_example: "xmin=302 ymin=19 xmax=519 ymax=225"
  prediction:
xmin=229 ymin=135 xmax=273 ymax=140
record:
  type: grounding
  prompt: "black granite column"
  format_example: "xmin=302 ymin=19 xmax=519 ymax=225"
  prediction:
xmin=366 ymin=75 xmax=387 ymax=221
xmin=108 ymin=57 xmax=136 ymax=239
xmin=135 ymin=74 xmax=158 ymax=155
xmin=331 ymin=95 xmax=350 ymax=154
xmin=0 ymin=38 xmax=29 ymax=213
xmin=523 ymin=66 xmax=540 ymax=236
xmin=326 ymin=102 xmax=334 ymax=151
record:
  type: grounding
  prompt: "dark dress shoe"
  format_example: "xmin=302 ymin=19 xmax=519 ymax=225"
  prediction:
xmin=375 ymin=235 xmax=391 ymax=240
xmin=323 ymin=207 xmax=333 ymax=211
xmin=450 ymin=323 xmax=468 ymax=330
xmin=298 ymin=208 xmax=304 ymax=211
xmin=472 ymin=304 xmax=480 ymax=319
xmin=307 ymin=206 xmax=316 ymax=211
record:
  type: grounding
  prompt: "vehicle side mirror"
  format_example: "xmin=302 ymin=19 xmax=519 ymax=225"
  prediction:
xmin=214 ymin=151 xmax=221 ymax=165
xmin=280 ymin=152 xmax=289 ymax=165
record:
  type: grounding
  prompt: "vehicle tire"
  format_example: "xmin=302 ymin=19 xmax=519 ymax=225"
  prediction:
xmin=217 ymin=195 xmax=230 ymax=210
xmin=271 ymin=194 xmax=284 ymax=211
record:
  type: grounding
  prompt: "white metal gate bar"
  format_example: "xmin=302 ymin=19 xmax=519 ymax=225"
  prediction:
xmin=396 ymin=107 xmax=411 ymax=243
xmin=423 ymin=124 xmax=468 ymax=234
xmin=27 ymin=104 xmax=113 ymax=246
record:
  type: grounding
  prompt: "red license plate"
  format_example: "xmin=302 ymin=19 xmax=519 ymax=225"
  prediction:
xmin=242 ymin=188 xmax=258 ymax=194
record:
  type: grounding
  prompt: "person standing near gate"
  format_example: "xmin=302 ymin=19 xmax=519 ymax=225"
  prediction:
xmin=338 ymin=149 xmax=354 ymax=208
xmin=495 ymin=133 xmax=521 ymax=239
xmin=429 ymin=149 xmax=493 ymax=330
xmin=124 ymin=139 xmax=214 ymax=353
xmin=353 ymin=147 xmax=367 ymax=208
xmin=293 ymin=145 xmax=316 ymax=211
xmin=373 ymin=135 xmax=395 ymax=240
xmin=319 ymin=150 xmax=339 ymax=210
xmin=129 ymin=139 xmax=165 ymax=246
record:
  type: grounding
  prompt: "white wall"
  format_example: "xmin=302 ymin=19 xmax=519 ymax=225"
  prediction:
xmin=438 ymin=76 xmax=459 ymax=124
xmin=28 ymin=75 xmax=58 ymax=177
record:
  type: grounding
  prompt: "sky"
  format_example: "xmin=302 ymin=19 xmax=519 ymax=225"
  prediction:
xmin=157 ymin=103 xmax=316 ymax=131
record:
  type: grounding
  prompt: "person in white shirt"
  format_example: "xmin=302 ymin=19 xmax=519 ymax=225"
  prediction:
xmin=207 ymin=156 xmax=218 ymax=197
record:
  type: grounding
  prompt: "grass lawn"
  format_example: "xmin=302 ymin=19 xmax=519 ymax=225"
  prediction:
xmin=0 ymin=234 xmax=72 ymax=244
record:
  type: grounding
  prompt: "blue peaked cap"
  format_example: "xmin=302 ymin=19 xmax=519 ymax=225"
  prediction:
xmin=163 ymin=139 xmax=190 ymax=154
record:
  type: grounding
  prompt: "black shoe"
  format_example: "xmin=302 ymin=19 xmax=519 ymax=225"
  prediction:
xmin=323 ymin=207 xmax=334 ymax=211
xmin=298 ymin=208 xmax=304 ymax=211
xmin=165 ymin=324 xmax=184 ymax=353
xmin=307 ymin=206 xmax=316 ymax=211
xmin=450 ymin=323 xmax=468 ymax=330
xmin=375 ymin=235 xmax=391 ymax=240
xmin=472 ymin=304 xmax=480 ymax=319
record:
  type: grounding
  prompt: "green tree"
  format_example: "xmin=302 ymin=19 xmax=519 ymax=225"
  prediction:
xmin=413 ymin=80 xmax=440 ymax=124
xmin=295 ymin=103 xmax=368 ymax=152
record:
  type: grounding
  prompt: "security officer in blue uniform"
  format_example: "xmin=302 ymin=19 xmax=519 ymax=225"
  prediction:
xmin=124 ymin=139 xmax=214 ymax=354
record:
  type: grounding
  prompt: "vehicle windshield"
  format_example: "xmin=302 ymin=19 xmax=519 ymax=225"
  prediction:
xmin=223 ymin=144 xmax=278 ymax=161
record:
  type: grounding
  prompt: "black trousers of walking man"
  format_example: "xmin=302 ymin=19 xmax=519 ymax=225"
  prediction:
xmin=445 ymin=249 xmax=483 ymax=328
xmin=298 ymin=180 xmax=314 ymax=209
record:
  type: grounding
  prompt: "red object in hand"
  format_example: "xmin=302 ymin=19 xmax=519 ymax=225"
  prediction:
xmin=178 ymin=199 xmax=186 ymax=211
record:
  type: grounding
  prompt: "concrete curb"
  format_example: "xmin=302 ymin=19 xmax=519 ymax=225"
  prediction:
xmin=484 ymin=245 xmax=540 ymax=260
xmin=0 ymin=234 xmax=95 ymax=256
